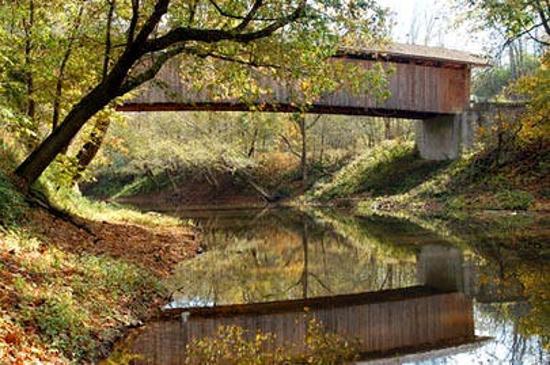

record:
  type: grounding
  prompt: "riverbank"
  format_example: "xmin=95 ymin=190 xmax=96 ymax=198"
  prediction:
xmin=0 ymin=170 xmax=198 ymax=363
xmin=307 ymin=140 xmax=549 ymax=216
xmin=86 ymin=138 xmax=549 ymax=217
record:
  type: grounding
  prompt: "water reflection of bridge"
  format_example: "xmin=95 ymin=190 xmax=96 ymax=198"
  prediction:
xmin=131 ymin=288 xmax=475 ymax=365
xmin=127 ymin=243 xmax=483 ymax=365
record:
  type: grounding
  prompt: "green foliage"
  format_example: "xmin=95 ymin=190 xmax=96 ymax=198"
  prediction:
xmin=511 ymin=52 xmax=550 ymax=144
xmin=492 ymin=189 xmax=535 ymax=210
xmin=30 ymin=291 xmax=93 ymax=358
xmin=0 ymin=170 xmax=26 ymax=227
xmin=472 ymin=56 xmax=540 ymax=101
xmin=310 ymin=140 xmax=441 ymax=201
xmin=461 ymin=0 xmax=550 ymax=46
xmin=0 ymin=106 xmax=36 ymax=146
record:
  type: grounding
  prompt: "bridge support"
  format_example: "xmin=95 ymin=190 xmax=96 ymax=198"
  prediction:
xmin=415 ymin=115 xmax=472 ymax=161
xmin=416 ymin=103 xmax=525 ymax=160
xmin=416 ymin=115 xmax=460 ymax=161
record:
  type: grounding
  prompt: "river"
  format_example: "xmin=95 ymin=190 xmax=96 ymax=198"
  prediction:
xmin=113 ymin=207 xmax=549 ymax=364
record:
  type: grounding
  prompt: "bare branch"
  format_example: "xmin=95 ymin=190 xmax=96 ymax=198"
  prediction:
xmin=279 ymin=134 xmax=301 ymax=158
xmin=306 ymin=114 xmax=322 ymax=130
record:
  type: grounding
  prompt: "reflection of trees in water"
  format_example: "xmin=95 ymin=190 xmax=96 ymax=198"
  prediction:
xmin=411 ymin=212 xmax=549 ymax=364
xmin=168 ymin=210 xmax=418 ymax=305
xmin=165 ymin=209 xmax=550 ymax=363
xmin=438 ymin=303 xmax=548 ymax=365
xmin=461 ymin=215 xmax=550 ymax=353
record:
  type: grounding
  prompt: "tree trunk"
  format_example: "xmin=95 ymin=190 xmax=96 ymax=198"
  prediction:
xmin=384 ymin=117 xmax=392 ymax=140
xmin=295 ymin=114 xmax=308 ymax=183
xmin=74 ymin=118 xmax=111 ymax=180
xmin=15 ymin=84 xmax=113 ymax=187
xmin=52 ymin=2 xmax=85 ymax=131
xmin=247 ymin=128 xmax=258 ymax=158
xmin=319 ymin=121 xmax=325 ymax=165
xmin=24 ymin=0 xmax=35 ymax=123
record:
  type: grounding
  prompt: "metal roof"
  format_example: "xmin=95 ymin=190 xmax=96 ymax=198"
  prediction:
xmin=339 ymin=42 xmax=489 ymax=66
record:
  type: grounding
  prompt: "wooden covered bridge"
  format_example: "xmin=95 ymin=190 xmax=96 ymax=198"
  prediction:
xmin=120 ymin=43 xmax=488 ymax=160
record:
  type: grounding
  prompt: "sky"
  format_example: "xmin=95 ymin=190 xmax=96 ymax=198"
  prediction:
xmin=379 ymin=0 xmax=490 ymax=54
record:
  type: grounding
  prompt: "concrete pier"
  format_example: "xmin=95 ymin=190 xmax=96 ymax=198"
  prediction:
xmin=416 ymin=115 xmax=464 ymax=160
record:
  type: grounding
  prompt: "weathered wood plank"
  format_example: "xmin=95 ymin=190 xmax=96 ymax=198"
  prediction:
xmin=120 ymin=57 xmax=472 ymax=117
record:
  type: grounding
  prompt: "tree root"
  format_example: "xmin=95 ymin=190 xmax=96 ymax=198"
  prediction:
xmin=25 ymin=190 xmax=98 ymax=240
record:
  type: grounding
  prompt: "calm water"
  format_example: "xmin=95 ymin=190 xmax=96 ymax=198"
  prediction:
xmin=161 ymin=207 xmax=549 ymax=364
xmin=117 ymin=206 xmax=548 ymax=364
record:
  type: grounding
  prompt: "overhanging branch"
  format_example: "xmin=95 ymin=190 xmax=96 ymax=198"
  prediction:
xmin=143 ymin=1 xmax=306 ymax=53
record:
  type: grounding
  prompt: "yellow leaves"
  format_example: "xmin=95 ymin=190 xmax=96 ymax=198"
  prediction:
xmin=185 ymin=318 xmax=360 ymax=365
xmin=510 ymin=52 xmax=550 ymax=144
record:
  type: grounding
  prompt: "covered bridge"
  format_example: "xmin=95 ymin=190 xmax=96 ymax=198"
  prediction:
xmin=120 ymin=43 xmax=488 ymax=160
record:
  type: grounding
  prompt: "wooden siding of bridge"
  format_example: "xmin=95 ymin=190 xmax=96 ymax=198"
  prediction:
xmin=120 ymin=59 xmax=471 ymax=118
xmin=128 ymin=288 xmax=475 ymax=365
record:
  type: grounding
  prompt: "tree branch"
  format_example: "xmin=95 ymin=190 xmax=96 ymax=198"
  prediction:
xmin=143 ymin=1 xmax=306 ymax=53
xmin=235 ymin=0 xmax=264 ymax=32
xmin=208 ymin=0 xmax=277 ymax=22
xmin=127 ymin=0 xmax=140 ymax=45
xmin=501 ymin=21 xmax=550 ymax=49
xmin=306 ymin=114 xmax=322 ymax=130
xmin=280 ymin=134 xmax=301 ymax=158
xmin=132 ymin=0 xmax=171 ymax=48
xmin=117 ymin=45 xmax=186 ymax=96
xmin=534 ymin=0 xmax=550 ymax=36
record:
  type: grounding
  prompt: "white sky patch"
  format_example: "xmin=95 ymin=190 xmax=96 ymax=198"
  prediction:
xmin=379 ymin=0 xmax=492 ymax=55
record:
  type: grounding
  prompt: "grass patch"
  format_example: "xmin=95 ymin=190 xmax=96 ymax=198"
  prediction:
xmin=35 ymin=164 xmax=183 ymax=228
xmin=310 ymin=141 xmax=448 ymax=202
xmin=335 ymin=140 xmax=549 ymax=214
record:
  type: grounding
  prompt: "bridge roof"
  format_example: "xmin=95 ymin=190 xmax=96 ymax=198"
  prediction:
xmin=338 ymin=42 xmax=489 ymax=66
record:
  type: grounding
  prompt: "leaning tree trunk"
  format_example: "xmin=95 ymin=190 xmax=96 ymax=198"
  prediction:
xmin=74 ymin=118 xmax=111 ymax=181
xmin=15 ymin=84 xmax=113 ymax=187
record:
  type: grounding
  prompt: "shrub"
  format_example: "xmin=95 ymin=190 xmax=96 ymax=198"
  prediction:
xmin=185 ymin=318 xmax=360 ymax=365
xmin=0 ymin=170 xmax=26 ymax=227
xmin=493 ymin=189 xmax=535 ymax=210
